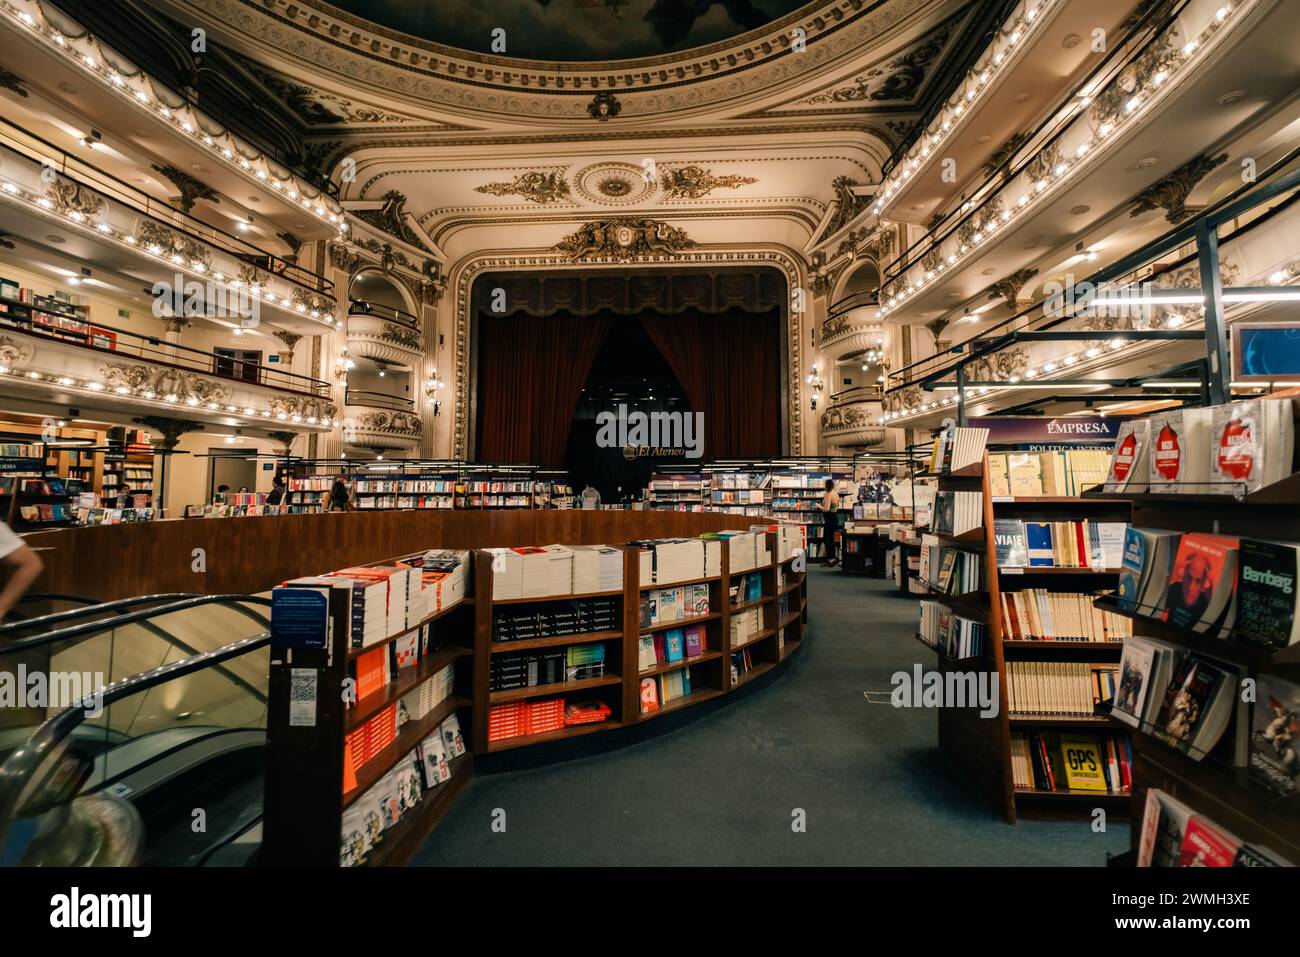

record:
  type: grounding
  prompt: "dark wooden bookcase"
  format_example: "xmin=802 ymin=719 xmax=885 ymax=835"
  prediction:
xmin=1086 ymin=473 xmax=1300 ymax=863
xmin=925 ymin=452 xmax=1134 ymax=823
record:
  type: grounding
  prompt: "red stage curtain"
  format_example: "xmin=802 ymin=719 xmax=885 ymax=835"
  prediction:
xmin=475 ymin=312 xmax=612 ymax=465
xmin=638 ymin=309 xmax=780 ymax=459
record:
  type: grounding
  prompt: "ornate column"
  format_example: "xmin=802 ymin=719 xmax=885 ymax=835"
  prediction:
xmin=138 ymin=416 xmax=205 ymax=518
xmin=271 ymin=329 xmax=303 ymax=372
xmin=419 ymin=258 xmax=447 ymax=460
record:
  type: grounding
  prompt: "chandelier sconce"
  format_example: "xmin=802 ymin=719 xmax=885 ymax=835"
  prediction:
xmin=334 ymin=349 xmax=355 ymax=386
xmin=425 ymin=368 xmax=445 ymax=416
xmin=806 ymin=363 xmax=824 ymax=411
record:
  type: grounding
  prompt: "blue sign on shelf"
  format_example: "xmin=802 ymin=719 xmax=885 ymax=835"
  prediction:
xmin=271 ymin=589 xmax=329 ymax=650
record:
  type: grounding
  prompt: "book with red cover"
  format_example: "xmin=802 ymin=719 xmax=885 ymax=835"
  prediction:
xmin=1177 ymin=816 xmax=1240 ymax=866
xmin=1164 ymin=533 xmax=1240 ymax=633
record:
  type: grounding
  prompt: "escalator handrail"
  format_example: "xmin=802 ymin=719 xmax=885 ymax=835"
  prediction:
xmin=0 ymin=595 xmax=272 ymax=654
xmin=0 ymin=594 xmax=201 ymax=637
xmin=0 ymin=631 xmax=272 ymax=843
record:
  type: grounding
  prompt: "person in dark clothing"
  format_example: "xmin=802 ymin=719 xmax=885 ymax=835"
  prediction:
xmin=266 ymin=476 xmax=286 ymax=506
xmin=817 ymin=478 xmax=841 ymax=566
xmin=329 ymin=476 xmax=350 ymax=512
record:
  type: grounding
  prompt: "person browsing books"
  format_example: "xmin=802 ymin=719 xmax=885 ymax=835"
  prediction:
xmin=817 ymin=479 xmax=841 ymax=567
xmin=0 ymin=519 xmax=43 ymax=620
xmin=329 ymin=476 xmax=351 ymax=512
xmin=266 ymin=476 xmax=286 ymax=506
xmin=580 ymin=483 xmax=601 ymax=510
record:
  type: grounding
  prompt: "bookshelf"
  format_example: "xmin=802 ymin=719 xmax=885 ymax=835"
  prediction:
xmin=286 ymin=470 xmax=575 ymax=513
xmin=1084 ymin=471 xmax=1300 ymax=864
xmin=924 ymin=438 xmax=1134 ymax=823
xmin=646 ymin=473 xmax=709 ymax=511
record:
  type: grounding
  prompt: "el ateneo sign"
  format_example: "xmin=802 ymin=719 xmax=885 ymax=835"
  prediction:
xmin=968 ymin=416 xmax=1125 ymax=447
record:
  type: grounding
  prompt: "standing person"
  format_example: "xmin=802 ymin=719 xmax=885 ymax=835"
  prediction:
xmin=115 ymin=483 xmax=133 ymax=509
xmin=817 ymin=478 xmax=841 ymax=567
xmin=329 ymin=475 xmax=351 ymax=512
xmin=0 ymin=519 xmax=43 ymax=620
xmin=580 ymin=482 xmax=601 ymax=510
xmin=266 ymin=476 xmax=287 ymax=506
xmin=213 ymin=484 xmax=230 ymax=505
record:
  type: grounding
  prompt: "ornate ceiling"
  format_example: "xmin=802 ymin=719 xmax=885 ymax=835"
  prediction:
xmin=322 ymin=0 xmax=814 ymax=62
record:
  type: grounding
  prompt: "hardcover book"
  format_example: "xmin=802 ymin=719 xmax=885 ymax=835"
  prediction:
xmin=1164 ymin=533 xmax=1239 ymax=634
xmin=1233 ymin=538 xmax=1300 ymax=649
xmin=1249 ymin=674 xmax=1300 ymax=798
xmin=1104 ymin=419 xmax=1151 ymax=493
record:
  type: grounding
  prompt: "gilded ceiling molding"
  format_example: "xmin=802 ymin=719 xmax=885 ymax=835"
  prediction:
xmin=448 ymin=247 xmax=808 ymax=460
xmin=352 ymin=190 xmax=433 ymax=251
xmin=570 ymin=163 xmax=658 ymax=207
xmin=0 ymin=67 xmax=30 ymax=97
xmin=160 ymin=0 xmax=940 ymax=119
xmin=151 ymin=165 xmax=220 ymax=214
xmin=981 ymin=132 xmax=1030 ymax=178
xmin=816 ymin=176 xmax=872 ymax=244
xmin=660 ymin=166 xmax=758 ymax=200
xmin=799 ymin=15 xmax=957 ymax=106
xmin=1129 ymin=153 xmax=1229 ymax=224
xmin=474 ymin=172 xmax=572 ymax=205
xmin=555 ymin=219 xmax=696 ymax=262
xmin=985 ymin=267 xmax=1039 ymax=313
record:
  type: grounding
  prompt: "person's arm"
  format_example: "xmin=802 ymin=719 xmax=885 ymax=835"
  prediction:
xmin=0 ymin=542 xmax=43 ymax=620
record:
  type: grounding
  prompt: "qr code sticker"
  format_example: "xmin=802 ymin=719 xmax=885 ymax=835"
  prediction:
xmin=289 ymin=668 xmax=317 ymax=727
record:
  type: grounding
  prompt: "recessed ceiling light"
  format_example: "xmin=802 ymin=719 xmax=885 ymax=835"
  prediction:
xmin=1013 ymin=92 xmax=1031 ymax=103
xmin=133 ymin=130 xmax=150 ymax=138
xmin=1070 ymin=204 xmax=1090 ymax=215
xmin=976 ymin=135 xmax=991 ymax=145
xmin=58 ymin=82 xmax=78 ymax=95
xmin=981 ymin=267 xmax=995 ymax=276
xmin=1217 ymin=90 xmax=1247 ymax=106
xmin=1062 ymin=33 xmax=1082 ymax=49
xmin=1136 ymin=155 xmax=1159 ymax=169
xmin=46 ymin=234 xmax=66 ymax=244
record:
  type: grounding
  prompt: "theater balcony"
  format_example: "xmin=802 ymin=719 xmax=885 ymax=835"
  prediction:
xmin=0 ymin=311 xmax=337 ymax=433
xmin=342 ymin=391 xmax=423 ymax=451
xmin=820 ymin=293 xmax=881 ymax=363
xmin=819 ymin=386 xmax=886 ymax=450
xmin=0 ymin=119 xmax=339 ymax=330
xmin=345 ymin=300 xmax=425 ymax=367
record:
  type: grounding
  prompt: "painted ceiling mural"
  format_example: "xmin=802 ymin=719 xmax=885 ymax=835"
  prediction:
xmin=321 ymin=0 xmax=813 ymax=61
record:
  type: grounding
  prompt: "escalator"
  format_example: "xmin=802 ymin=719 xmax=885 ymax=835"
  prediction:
xmin=0 ymin=596 xmax=274 ymax=866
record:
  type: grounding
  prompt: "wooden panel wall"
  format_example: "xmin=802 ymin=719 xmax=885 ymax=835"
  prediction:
xmin=20 ymin=511 xmax=744 ymax=601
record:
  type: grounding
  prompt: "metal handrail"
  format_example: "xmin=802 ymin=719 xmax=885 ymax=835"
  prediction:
xmin=345 ymin=390 xmax=416 ymax=412
xmin=826 ymin=291 xmax=879 ymax=319
xmin=0 ymin=309 xmax=332 ymax=397
xmin=887 ymin=145 xmax=1300 ymax=389
xmin=828 ymin=385 xmax=885 ymax=403
xmin=0 ymin=593 xmax=197 ymax=638
xmin=349 ymin=299 xmax=419 ymax=328
xmin=878 ymin=0 xmax=1188 ymax=283
xmin=0 ymin=631 xmax=272 ymax=844
xmin=0 ymin=116 xmax=333 ymax=296
xmin=0 ymin=594 xmax=271 ymax=655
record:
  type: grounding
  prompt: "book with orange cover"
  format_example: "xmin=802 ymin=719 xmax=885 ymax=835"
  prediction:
xmin=354 ymin=646 xmax=389 ymax=702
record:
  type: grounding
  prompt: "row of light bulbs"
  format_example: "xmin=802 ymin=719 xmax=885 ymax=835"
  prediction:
xmin=0 ymin=176 xmax=343 ymax=328
xmin=876 ymin=2 xmax=1235 ymax=319
xmin=11 ymin=2 xmax=347 ymax=237
xmin=0 ymin=363 xmax=336 ymax=425
xmin=873 ymin=0 xmax=1055 ymax=218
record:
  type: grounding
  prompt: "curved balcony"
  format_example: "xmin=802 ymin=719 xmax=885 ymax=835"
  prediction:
xmin=0 ymin=118 xmax=339 ymax=329
xmin=342 ymin=391 xmax=423 ymax=451
xmin=820 ymin=293 xmax=881 ymax=362
xmin=0 ymin=308 xmax=335 ymax=430
xmin=820 ymin=388 xmax=886 ymax=450
xmin=346 ymin=300 xmax=424 ymax=367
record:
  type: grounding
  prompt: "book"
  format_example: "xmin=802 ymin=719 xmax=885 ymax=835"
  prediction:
xmin=639 ymin=676 xmax=659 ymax=713
xmin=638 ymin=635 xmax=656 ymax=671
xmin=1151 ymin=653 xmax=1236 ymax=759
xmin=1137 ymin=788 xmax=1194 ymax=867
xmin=1177 ymin=816 xmax=1241 ymax=867
xmin=1112 ymin=637 xmax=1158 ymax=728
xmin=1059 ymin=735 xmax=1110 ymax=792
xmin=1164 ymin=533 xmax=1239 ymax=634
xmin=1116 ymin=527 xmax=1180 ymax=616
xmin=1104 ymin=419 xmax=1150 ymax=493
xmin=1149 ymin=408 xmax=1212 ymax=493
xmin=1024 ymin=522 xmax=1054 ymax=567
xmin=1208 ymin=398 xmax=1294 ymax=495
xmin=1249 ymin=674 xmax=1300 ymax=798
xmin=993 ymin=519 xmax=1028 ymax=567
xmin=1233 ymin=538 xmax=1300 ymax=649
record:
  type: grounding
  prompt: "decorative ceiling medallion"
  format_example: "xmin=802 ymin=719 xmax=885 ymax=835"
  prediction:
xmin=474 ymin=171 xmax=571 ymax=205
xmin=554 ymin=219 xmax=695 ymax=261
xmin=661 ymin=166 xmax=757 ymax=200
xmin=573 ymin=163 xmax=656 ymax=207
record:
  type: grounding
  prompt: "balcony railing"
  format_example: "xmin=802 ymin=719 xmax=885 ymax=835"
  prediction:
xmin=820 ymin=389 xmax=885 ymax=449
xmin=877 ymin=0 xmax=1199 ymax=297
xmin=0 ymin=305 xmax=331 ymax=397
xmin=0 ymin=116 xmax=333 ymax=296
xmin=344 ymin=390 xmax=416 ymax=412
xmin=349 ymin=300 xmax=419 ymax=328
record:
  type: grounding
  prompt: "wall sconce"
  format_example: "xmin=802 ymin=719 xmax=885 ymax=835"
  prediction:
xmin=805 ymin=363 xmax=823 ymax=410
xmin=424 ymin=368 xmax=444 ymax=400
xmin=334 ymin=349 xmax=355 ymax=382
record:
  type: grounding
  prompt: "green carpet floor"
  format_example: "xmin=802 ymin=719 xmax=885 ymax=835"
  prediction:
xmin=412 ymin=565 xmax=1129 ymax=866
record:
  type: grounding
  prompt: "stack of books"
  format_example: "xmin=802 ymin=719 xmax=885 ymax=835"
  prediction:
xmin=493 ymin=596 xmax=620 ymax=642
xmin=398 ymin=664 xmax=456 ymax=724
xmin=730 ymin=572 xmax=763 ymax=606
xmin=570 ymin=544 xmax=624 ymax=592
xmin=729 ymin=606 xmax=762 ymax=645
xmin=637 ymin=625 xmax=707 ymax=671
xmin=565 ymin=643 xmax=606 ymax=681
xmin=989 ymin=449 xmax=1112 ymax=497
xmin=930 ymin=426 xmax=989 ymax=473
xmin=633 ymin=538 xmax=707 ymax=584
xmin=932 ymin=491 xmax=982 ymax=536
xmin=401 ymin=549 xmax=470 ymax=612
xmin=490 ymin=650 xmax=566 ymax=691
xmin=487 ymin=698 xmax=568 ymax=742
